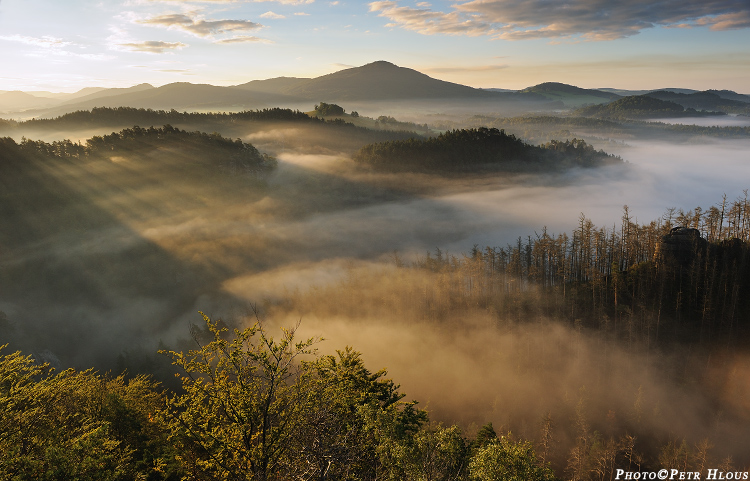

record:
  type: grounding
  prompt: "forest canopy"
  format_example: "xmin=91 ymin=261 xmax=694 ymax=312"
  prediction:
xmin=0 ymin=124 xmax=275 ymax=174
xmin=353 ymin=127 xmax=621 ymax=172
xmin=0 ymin=317 xmax=550 ymax=481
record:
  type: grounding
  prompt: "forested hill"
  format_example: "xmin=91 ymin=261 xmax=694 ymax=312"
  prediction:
xmin=645 ymin=90 xmax=750 ymax=113
xmin=19 ymin=106 xmax=314 ymax=128
xmin=353 ymin=127 xmax=621 ymax=172
xmin=1 ymin=125 xmax=274 ymax=173
xmin=575 ymin=95 xmax=726 ymax=119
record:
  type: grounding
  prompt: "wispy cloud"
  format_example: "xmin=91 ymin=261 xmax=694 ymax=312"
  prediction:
xmin=294 ymin=11 xmax=310 ymax=15
xmin=0 ymin=34 xmax=72 ymax=48
xmin=0 ymin=34 xmax=112 ymax=60
xmin=250 ymin=0 xmax=314 ymax=4
xmin=423 ymin=64 xmax=509 ymax=73
xmin=128 ymin=0 xmax=243 ymax=3
xmin=131 ymin=0 xmax=313 ymax=3
xmin=155 ymin=68 xmax=197 ymax=75
xmin=137 ymin=13 xmax=263 ymax=37
xmin=119 ymin=40 xmax=188 ymax=53
xmin=368 ymin=1 xmax=493 ymax=37
xmin=260 ymin=11 xmax=286 ymax=19
xmin=213 ymin=35 xmax=273 ymax=43
xmin=369 ymin=0 xmax=750 ymax=41
xmin=690 ymin=10 xmax=750 ymax=30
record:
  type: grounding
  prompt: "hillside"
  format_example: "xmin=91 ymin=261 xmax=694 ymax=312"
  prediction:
xmin=0 ymin=91 xmax=59 ymax=112
xmin=234 ymin=76 xmax=309 ymax=95
xmin=574 ymin=94 xmax=725 ymax=119
xmin=238 ymin=61 xmax=516 ymax=101
xmin=707 ymin=89 xmax=750 ymax=103
xmin=645 ymin=90 xmax=749 ymax=113
xmin=280 ymin=61 xmax=505 ymax=101
xmin=521 ymin=82 xmax=620 ymax=108
xmin=57 ymin=83 xmax=155 ymax=105
xmin=23 ymin=82 xmax=284 ymax=118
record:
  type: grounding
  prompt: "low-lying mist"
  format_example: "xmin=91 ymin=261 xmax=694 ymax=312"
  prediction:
xmin=1 ymin=116 xmax=749 ymax=470
xmin=225 ymin=260 xmax=750 ymax=468
xmin=646 ymin=116 xmax=750 ymax=128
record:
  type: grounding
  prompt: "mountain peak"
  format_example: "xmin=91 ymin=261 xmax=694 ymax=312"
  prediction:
xmin=284 ymin=60 xmax=497 ymax=101
xmin=360 ymin=60 xmax=398 ymax=68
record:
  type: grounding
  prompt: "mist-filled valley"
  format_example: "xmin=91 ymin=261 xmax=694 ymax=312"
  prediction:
xmin=2 ymin=97 xmax=750 ymax=478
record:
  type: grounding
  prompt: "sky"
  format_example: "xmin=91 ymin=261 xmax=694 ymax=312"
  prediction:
xmin=0 ymin=0 xmax=749 ymax=93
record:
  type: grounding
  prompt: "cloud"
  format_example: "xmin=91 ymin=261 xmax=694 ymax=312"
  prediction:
xmin=369 ymin=0 xmax=750 ymax=41
xmin=129 ymin=0 xmax=242 ymax=3
xmin=423 ymin=64 xmax=509 ymax=73
xmin=119 ymin=40 xmax=188 ymax=53
xmin=294 ymin=12 xmax=311 ymax=15
xmin=130 ymin=0 xmax=313 ymax=3
xmin=0 ymin=35 xmax=72 ymax=48
xmin=260 ymin=11 xmax=286 ymax=19
xmin=137 ymin=13 xmax=263 ymax=37
xmin=368 ymin=1 xmax=494 ymax=36
xmin=250 ymin=0 xmax=314 ymax=4
xmin=0 ymin=34 xmax=112 ymax=60
xmin=213 ymin=35 xmax=273 ymax=43
xmin=692 ymin=10 xmax=750 ymax=30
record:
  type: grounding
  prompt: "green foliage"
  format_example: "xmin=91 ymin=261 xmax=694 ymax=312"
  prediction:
xmin=160 ymin=315 xmax=432 ymax=481
xmin=161 ymin=314 xmax=320 ymax=481
xmin=0 ymin=345 xmax=176 ymax=481
xmin=472 ymin=423 xmax=499 ymax=451
xmin=469 ymin=435 xmax=555 ymax=481
xmin=296 ymin=347 xmax=424 ymax=480
xmin=314 ymin=102 xmax=345 ymax=116
xmin=402 ymin=424 xmax=468 ymax=481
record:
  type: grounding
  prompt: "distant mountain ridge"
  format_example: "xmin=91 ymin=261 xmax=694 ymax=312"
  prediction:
xmin=3 ymin=61 xmax=749 ymax=118
xmin=236 ymin=61 xmax=505 ymax=101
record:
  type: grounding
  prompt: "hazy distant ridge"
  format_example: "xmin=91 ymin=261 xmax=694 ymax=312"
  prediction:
xmin=4 ymin=61 xmax=749 ymax=119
